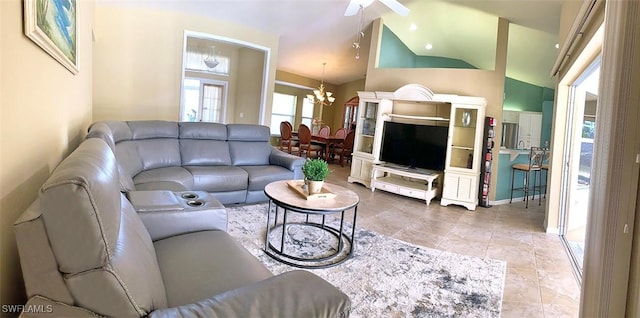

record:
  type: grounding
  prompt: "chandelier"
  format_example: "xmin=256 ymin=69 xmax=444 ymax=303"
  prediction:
xmin=203 ymin=45 xmax=219 ymax=69
xmin=307 ymin=62 xmax=335 ymax=107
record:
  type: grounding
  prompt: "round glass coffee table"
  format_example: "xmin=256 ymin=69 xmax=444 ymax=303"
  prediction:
xmin=263 ymin=180 xmax=359 ymax=268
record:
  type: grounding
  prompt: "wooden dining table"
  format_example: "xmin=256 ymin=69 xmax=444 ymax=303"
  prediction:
xmin=291 ymin=132 xmax=344 ymax=162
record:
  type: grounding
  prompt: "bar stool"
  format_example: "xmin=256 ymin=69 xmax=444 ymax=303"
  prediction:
xmin=510 ymin=147 xmax=545 ymax=208
xmin=540 ymin=148 xmax=551 ymax=198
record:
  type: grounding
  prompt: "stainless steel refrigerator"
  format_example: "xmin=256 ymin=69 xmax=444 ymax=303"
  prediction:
xmin=501 ymin=122 xmax=519 ymax=149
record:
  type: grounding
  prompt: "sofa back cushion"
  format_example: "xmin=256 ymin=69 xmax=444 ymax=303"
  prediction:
xmin=127 ymin=121 xmax=182 ymax=171
xmin=227 ymin=124 xmax=272 ymax=166
xmin=86 ymin=122 xmax=136 ymax=192
xmin=39 ymin=138 xmax=167 ymax=316
xmin=179 ymin=122 xmax=231 ymax=165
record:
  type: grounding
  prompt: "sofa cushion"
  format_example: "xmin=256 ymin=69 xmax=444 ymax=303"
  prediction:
xmin=128 ymin=120 xmax=179 ymax=139
xmin=179 ymin=122 xmax=227 ymax=140
xmin=134 ymin=166 xmax=194 ymax=191
xmin=154 ymin=231 xmax=272 ymax=307
xmin=229 ymin=141 xmax=272 ymax=166
xmin=180 ymin=140 xmax=231 ymax=166
xmin=241 ymin=166 xmax=294 ymax=191
xmin=227 ymin=124 xmax=270 ymax=142
xmin=184 ymin=166 xmax=248 ymax=192
xmin=227 ymin=124 xmax=273 ymax=166
xmin=133 ymin=139 xmax=182 ymax=170
xmin=103 ymin=121 xmax=133 ymax=143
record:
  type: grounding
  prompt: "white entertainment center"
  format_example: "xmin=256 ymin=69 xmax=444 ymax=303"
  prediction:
xmin=348 ymin=84 xmax=487 ymax=210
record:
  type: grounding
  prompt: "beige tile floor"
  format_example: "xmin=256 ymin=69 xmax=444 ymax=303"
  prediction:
xmin=324 ymin=163 xmax=581 ymax=317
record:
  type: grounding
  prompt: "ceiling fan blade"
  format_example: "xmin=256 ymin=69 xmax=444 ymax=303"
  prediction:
xmin=344 ymin=0 xmax=374 ymax=16
xmin=378 ymin=0 xmax=409 ymax=16
xmin=344 ymin=1 xmax=361 ymax=16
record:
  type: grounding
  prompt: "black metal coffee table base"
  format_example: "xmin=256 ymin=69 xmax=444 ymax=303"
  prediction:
xmin=263 ymin=200 xmax=357 ymax=269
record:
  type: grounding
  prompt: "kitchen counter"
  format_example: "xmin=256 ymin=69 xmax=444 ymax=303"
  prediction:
xmin=499 ymin=148 xmax=530 ymax=161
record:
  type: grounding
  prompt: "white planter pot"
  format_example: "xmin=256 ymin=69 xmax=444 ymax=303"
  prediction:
xmin=307 ymin=180 xmax=324 ymax=194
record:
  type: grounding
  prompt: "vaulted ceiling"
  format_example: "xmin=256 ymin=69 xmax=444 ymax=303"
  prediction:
xmin=100 ymin=0 xmax=563 ymax=88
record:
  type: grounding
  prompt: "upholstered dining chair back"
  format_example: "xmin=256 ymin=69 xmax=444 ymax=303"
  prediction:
xmin=298 ymin=124 xmax=322 ymax=158
xmin=336 ymin=131 xmax=356 ymax=167
xmin=333 ymin=128 xmax=347 ymax=139
xmin=279 ymin=121 xmax=294 ymax=153
xmin=318 ymin=125 xmax=330 ymax=137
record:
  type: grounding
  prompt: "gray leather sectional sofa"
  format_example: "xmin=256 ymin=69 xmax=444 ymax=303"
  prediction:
xmin=87 ymin=120 xmax=306 ymax=204
xmin=13 ymin=136 xmax=351 ymax=317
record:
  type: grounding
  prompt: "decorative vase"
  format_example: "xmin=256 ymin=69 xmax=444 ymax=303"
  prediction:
xmin=307 ymin=180 xmax=324 ymax=194
xmin=461 ymin=111 xmax=472 ymax=127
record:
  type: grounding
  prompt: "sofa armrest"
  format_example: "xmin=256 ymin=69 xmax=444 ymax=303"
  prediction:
xmin=18 ymin=295 xmax=100 ymax=317
xmin=269 ymin=149 xmax=305 ymax=179
xmin=149 ymin=270 xmax=351 ymax=318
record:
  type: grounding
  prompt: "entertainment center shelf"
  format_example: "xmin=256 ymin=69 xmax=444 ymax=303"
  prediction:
xmin=382 ymin=113 xmax=450 ymax=122
xmin=371 ymin=165 xmax=442 ymax=206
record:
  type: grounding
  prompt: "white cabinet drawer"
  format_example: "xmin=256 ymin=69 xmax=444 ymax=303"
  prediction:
xmin=375 ymin=182 xmax=398 ymax=193
xmin=398 ymin=187 xmax=425 ymax=199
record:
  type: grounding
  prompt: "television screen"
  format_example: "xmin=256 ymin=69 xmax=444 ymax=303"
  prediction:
xmin=380 ymin=121 xmax=449 ymax=171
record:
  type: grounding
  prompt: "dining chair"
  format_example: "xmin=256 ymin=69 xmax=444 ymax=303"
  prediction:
xmin=318 ymin=125 xmax=330 ymax=137
xmin=328 ymin=128 xmax=347 ymax=161
xmin=334 ymin=130 xmax=355 ymax=167
xmin=510 ymin=147 xmax=545 ymax=208
xmin=334 ymin=127 xmax=347 ymax=139
xmin=278 ymin=121 xmax=299 ymax=155
xmin=298 ymin=124 xmax=323 ymax=158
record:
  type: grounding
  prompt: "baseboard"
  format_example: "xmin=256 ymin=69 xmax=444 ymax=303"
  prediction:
xmin=491 ymin=194 xmax=545 ymax=206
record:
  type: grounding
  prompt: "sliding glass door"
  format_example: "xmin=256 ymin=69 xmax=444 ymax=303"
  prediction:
xmin=559 ymin=58 xmax=600 ymax=278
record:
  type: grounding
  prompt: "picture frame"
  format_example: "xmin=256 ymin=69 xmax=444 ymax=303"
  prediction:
xmin=24 ymin=0 xmax=78 ymax=74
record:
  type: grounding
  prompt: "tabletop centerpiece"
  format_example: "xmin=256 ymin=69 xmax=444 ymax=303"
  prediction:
xmin=302 ymin=158 xmax=330 ymax=194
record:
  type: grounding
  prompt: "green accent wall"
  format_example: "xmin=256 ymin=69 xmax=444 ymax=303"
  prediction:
xmin=379 ymin=26 xmax=476 ymax=69
xmin=379 ymin=26 xmax=415 ymax=68
xmin=415 ymin=56 xmax=476 ymax=68
xmin=504 ymin=77 xmax=549 ymax=112
xmin=541 ymin=100 xmax=554 ymax=147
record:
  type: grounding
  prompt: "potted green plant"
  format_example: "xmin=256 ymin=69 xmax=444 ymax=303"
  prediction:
xmin=302 ymin=158 xmax=330 ymax=194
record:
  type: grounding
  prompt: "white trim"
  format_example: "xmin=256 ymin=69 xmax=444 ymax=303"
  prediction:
xmin=580 ymin=0 xmax=640 ymax=315
xmin=551 ymin=0 xmax=602 ymax=76
xmin=180 ymin=30 xmax=271 ymax=125
xmin=275 ymin=80 xmax=314 ymax=90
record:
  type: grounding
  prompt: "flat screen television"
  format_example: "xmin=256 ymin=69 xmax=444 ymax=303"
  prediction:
xmin=380 ymin=121 xmax=449 ymax=171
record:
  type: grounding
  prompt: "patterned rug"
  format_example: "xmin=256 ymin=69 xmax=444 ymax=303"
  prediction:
xmin=227 ymin=203 xmax=506 ymax=318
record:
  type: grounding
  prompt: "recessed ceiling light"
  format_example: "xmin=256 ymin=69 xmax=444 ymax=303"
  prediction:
xmin=555 ymin=43 xmax=560 ymax=49
xmin=425 ymin=43 xmax=433 ymax=50
xmin=409 ymin=23 xmax=417 ymax=31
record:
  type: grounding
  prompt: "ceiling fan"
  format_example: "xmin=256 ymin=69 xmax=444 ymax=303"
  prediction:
xmin=344 ymin=0 xmax=409 ymax=16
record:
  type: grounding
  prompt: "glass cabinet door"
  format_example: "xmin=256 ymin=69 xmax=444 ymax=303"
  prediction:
xmin=449 ymin=107 xmax=478 ymax=170
xmin=356 ymin=102 xmax=378 ymax=154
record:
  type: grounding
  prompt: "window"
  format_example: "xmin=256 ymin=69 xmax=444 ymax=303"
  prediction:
xmin=301 ymin=98 xmax=314 ymax=128
xmin=181 ymin=78 xmax=227 ymax=123
xmin=185 ymin=44 xmax=230 ymax=75
xmin=270 ymin=93 xmax=296 ymax=135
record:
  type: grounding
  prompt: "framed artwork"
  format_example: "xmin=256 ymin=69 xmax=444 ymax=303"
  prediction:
xmin=24 ymin=0 xmax=78 ymax=74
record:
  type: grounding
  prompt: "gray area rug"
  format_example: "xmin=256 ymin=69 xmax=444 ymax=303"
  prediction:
xmin=227 ymin=203 xmax=506 ymax=317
